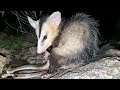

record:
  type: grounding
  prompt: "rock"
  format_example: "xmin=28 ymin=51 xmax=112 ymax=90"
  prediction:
xmin=16 ymin=47 xmax=44 ymax=65
xmin=29 ymin=47 xmax=37 ymax=56
xmin=22 ymin=42 xmax=36 ymax=49
xmin=0 ymin=48 xmax=11 ymax=75
xmin=27 ymin=54 xmax=45 ymax=65
xmin=0 ymin=56 xmax=6 ymax=74
xmin=52 ymin=57 xmax=120 ymax=79
xmin=27 ymin=47 xmax=45 ymax=64
xmin=0 ymin=48 xmax=11 ymax=64
xmin=16 ymin=47 xmax=36 ymax=60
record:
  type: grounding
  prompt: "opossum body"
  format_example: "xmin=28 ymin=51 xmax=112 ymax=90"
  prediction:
xmin=27 ymin=11 xmax=99 ymax=74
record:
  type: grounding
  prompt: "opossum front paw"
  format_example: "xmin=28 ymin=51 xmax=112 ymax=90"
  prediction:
xmin=48 ymin=65 xmax=57 ymax=74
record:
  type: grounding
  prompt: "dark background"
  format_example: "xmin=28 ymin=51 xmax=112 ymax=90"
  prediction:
xmin=0 ymin=6 xmax=120 ymax=41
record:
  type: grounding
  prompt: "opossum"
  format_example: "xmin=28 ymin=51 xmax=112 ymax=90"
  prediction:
xmin=27 ymin=11 xmax=99 ymax=73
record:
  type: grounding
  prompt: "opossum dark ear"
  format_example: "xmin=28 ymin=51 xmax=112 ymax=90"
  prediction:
xmin=47 ymin=11 xmax=61 ymax=26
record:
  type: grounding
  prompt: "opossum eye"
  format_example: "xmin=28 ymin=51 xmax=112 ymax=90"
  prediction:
xmin=42 ymin=35 xmax=47 ymax=42
xmin=43 ymin=35 xmax=47 ymax=40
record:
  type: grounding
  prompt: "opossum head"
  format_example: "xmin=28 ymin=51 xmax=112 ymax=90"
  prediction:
xmin=27 ymin=11 xmax=61 ymax=54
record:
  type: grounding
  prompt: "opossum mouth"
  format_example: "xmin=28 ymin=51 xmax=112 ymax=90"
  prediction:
xmin=46 ymin=46 xmax=53 ymax=53
xmin=44 ymin=51 xmax=50 ymax=60
xmin=44 ymin=46 xmax=53 ymax=60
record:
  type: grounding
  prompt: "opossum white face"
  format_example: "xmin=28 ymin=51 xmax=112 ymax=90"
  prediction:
xmin=27 ymin=11 xmax=61 ymax=54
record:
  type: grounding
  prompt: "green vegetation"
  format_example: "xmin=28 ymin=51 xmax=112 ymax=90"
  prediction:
xmin=0 ymin=35 xmax=23 ymax=54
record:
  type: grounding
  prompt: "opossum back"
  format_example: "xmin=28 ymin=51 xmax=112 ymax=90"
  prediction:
xmin=59 ymin=22 xmax=90 ymax=53
xmin=57 ymin=13 xmax=99 ymax=62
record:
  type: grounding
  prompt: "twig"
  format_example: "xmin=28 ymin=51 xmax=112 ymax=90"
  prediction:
xmin=6 ymin=60 xmax=50 ymax=74
xmin=14 ymin=71 xmax=47 ymax=79
xmin=4 ymin=19 xmax=19 ymax=30
xmin=1 ymin=71 xmax=47 ymax=79
xmin=1 ymin=73 xmax=14 ymax=78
